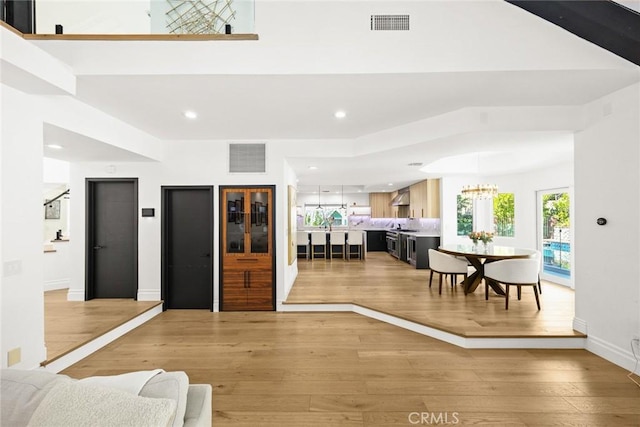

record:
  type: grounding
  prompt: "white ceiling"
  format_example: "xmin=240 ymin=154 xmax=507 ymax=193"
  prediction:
xmin=31 ymin=1 xmax=640 ymax=190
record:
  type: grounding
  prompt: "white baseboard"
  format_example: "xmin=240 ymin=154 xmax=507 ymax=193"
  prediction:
xmin=280 ymin=303 xmax=586 ymax=350
xmin=66 ymin=288 xmax=84 ymax=301
xmin=44 ymin=279 xmax=69 ymax=292
xmin=41 ymin=304 xmax=163 ymax=373
xmin=137 ymin=289 xmax=161 ymax=301
xmin=587 ymin=334 xmax=640 ymax=375
xmin=573 ymin=317 xmax=588 ymax=334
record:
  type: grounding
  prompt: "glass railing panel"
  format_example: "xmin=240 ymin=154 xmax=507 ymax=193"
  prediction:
xmin=28 ymin=0 xmax=254 ymax=35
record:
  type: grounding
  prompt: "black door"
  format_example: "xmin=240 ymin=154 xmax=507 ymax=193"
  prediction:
xmin=86 ymin=179 xmax=138 ymax=300
xmin=162 ymin=187 xmax=213 ymax=310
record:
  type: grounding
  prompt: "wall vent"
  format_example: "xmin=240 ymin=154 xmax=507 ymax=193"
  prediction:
xmin=229 ymin=143 xmax=266 ymax=173
xmin=370 ymin=14 xmax=410 ymax=31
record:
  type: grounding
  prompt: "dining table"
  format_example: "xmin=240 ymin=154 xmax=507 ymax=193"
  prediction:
xmin=437 ymin=244 xmax=536 ymax=295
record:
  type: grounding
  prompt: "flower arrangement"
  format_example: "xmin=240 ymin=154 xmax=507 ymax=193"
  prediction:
xmin=468 ymin=231 xmax=494 ymax=245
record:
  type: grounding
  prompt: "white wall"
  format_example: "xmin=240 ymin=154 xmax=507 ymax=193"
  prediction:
xmin=36 ymin=0 xmax=152 ymax=34
xmin=68 ymin=141 xmax=291 ymax=309
xmin=441 ymin=162 xmax=573 ymax=251
xmin=574 ymin=83 xmax=640 ymax=372
xmin=0 ymin=85 xmax=47 ymax=369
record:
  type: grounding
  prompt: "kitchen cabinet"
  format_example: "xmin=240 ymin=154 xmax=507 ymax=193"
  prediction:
xmin=409 ymin=179 xmax=440 ymax=218
xmin=408 ymin=235 xmax=440 ymax=269
xmin=220 ymin=186 xmax=275 ymax=311
xmin=366 ymin=230 xmax=387 ymax=251
xmin=369 ymin=192 xmax=392 ymax=218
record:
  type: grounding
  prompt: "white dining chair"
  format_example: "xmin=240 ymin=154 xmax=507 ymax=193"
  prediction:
xmin=310 ymin=231 xmax=327 ymax=260
xmin=528 ymin=250 xmax=543 ymax=294
xmin=428 ymin=249 xmax=469 ymax=295
xmin=329 ymin=231 xmax=346 ymax=260
xmin=346 ymin=230 xmax=364 ymax=260
xmin=295 ymin=231 xmax=310 ymax=260
xmin=484 ymin=258 xmax=540 ymax=310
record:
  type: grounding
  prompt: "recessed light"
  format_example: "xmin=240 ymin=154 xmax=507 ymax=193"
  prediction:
xmin=46 ymin=144 xmax=63 ymax=149
xmin=183 ymin=110 xmax=198 ymax=119
xmin=334 ymin=110 xmax=346 ymax=119
xmin=388 ymin=183 xmax=393 ymax=186
xmin=308 ymin=166 xmax=318 ymax=170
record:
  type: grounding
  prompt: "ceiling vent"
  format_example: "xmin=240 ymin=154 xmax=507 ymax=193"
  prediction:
xmin=229 ymin=143 xmax=266 ymax=173
xmin=370 ymin=14 xmax=410 ymax=31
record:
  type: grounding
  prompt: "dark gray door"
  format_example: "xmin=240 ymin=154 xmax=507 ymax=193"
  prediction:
xmin=162 ymin=187 xmax=213 ymax=310
xmin=86 ymin=179 xmax=138 ymax=299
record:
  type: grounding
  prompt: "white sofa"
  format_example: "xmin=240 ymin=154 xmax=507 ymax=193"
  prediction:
xmin=1 ymin=369 xmax=212 ymax=427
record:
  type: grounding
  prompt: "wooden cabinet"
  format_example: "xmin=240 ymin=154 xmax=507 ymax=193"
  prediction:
xmin=220 ymin=187 xmax=275 ymax=311
xmin=409 ymin=179 xmax=440 ymax=218
xmin=370 ymin=192 xmax=392 ymax=218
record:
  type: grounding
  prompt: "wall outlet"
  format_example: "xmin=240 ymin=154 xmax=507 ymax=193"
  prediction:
xmin=3 ymin=260 xmax=22 ymax=277
xmin=7 ymin=347 xmax=21 ymax=367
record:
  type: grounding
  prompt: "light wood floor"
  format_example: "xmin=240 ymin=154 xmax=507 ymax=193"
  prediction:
xmin=61 ymin=310 xmax=640 ymax=426
xmin=43 ymin=289 xmax=161 ymax=364
xmin=286 ymin=252 xmax=582 ymax=338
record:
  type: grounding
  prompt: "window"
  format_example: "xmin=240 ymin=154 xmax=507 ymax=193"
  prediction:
xmin=303 ymin=205 xmax=347 ymax=227
xmin=456 ymin=195 xmax=473 ymax=235
xmin=493 ymin=193 xmax=515 ymax=237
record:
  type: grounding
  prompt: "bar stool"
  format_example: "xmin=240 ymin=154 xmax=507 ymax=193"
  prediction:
xmin=329 ymin=231 xmax=346 ymax=260
xmin=296 ymin=231 xmax=310 ymax=260
xmin=310 ymin=231 xmax=327 ymax=260
xmin=346 ymin=230 xmax=364 ymax=260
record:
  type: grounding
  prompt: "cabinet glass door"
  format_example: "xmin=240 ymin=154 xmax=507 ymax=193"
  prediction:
xmin=249 ymin=190 xmax=270 ymax=254
xmin=225 ymin=191 xmax=245 ymax=254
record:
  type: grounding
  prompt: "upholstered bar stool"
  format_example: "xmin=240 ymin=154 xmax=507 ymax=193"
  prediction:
xmin=296 ymin=231 xmax=310 ymax=260
xmin=310 ymin=231 xmax=327 ymax=260
xmin=346 ymin=230 xmax=364 ymax=260
xmin=329 ymin=231 xmax=346 ymax=260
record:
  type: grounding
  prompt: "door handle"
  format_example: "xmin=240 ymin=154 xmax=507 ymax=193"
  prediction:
xmin=93 ymin=245 xmax=105 ymax=250
xmin=201 ymin=253 xmax=211 ymax=258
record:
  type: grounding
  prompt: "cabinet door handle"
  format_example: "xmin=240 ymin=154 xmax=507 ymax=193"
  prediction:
xmin=247 ymin=271 xmax=251 ymax=288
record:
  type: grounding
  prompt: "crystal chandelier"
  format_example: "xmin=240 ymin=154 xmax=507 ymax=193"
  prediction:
xmin=461 ymin=184 xmax=498 ymax=199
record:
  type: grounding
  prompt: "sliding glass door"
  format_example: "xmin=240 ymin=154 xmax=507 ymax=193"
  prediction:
xmin=537 ymin=189 xmax=572 ymax=287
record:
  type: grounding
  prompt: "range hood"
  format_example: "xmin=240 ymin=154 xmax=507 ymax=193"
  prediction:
xmin=390 ymin=190 xmax=410 ymax=206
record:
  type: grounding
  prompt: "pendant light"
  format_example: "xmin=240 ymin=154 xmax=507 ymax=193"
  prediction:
xmin=315 ymin=185 xmax=322 ymax=210
xmin=461 ymin=184 xmax=498 ymax=199
xmin=340 ymin=185 xmax=346 ymax=209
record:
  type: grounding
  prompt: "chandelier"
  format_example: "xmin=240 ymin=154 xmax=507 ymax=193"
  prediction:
xmin=461 ymin=184 xmax=498 ymax=199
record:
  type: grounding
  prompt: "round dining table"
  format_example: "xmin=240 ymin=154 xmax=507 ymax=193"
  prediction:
xmin=438 ymin=244 xmax=536 ymax=295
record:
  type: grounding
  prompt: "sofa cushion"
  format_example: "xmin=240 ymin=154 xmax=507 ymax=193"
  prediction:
xmin=27 ymin=380 xmax=176 ymax=427
xmin=139 ymin=371 xmax=189 ymax=427
xmin=1 ymin=369 xmax=70 ymax=426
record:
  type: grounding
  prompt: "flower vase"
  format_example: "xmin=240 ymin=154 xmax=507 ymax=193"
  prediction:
xmin=471 ymin=240 xmax=478 ymax=251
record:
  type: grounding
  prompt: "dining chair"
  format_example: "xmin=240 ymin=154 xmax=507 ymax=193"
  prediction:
xmin=310 ymin=232 xmax=327 ymax=260
xmin=428 ymin=249 xmax=469 ymax=295
xmin=528 ymin=250 xmax=543 ymax=294
xmin=295 ymin=231 xmax=310 ymax=260
xmin=484 ymin=258 xmax=540 ymax=310
xmin=329 ymin=231 xmax=346 ymax=260
xmin=346 ymin=230 xmax=364 ymax=260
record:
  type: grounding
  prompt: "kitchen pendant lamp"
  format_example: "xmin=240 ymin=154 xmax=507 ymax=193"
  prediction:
xmin=461 ymin=184 xmax=498 ymax=199
xmin=315 ymin=185 xmax=322 ymax=210
xmin=340 ymin=185 xmax=346 ymax=209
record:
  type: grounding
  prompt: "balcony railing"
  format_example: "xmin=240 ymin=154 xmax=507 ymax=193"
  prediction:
xmin=2 ymin=0 xmax=255 ymax=37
